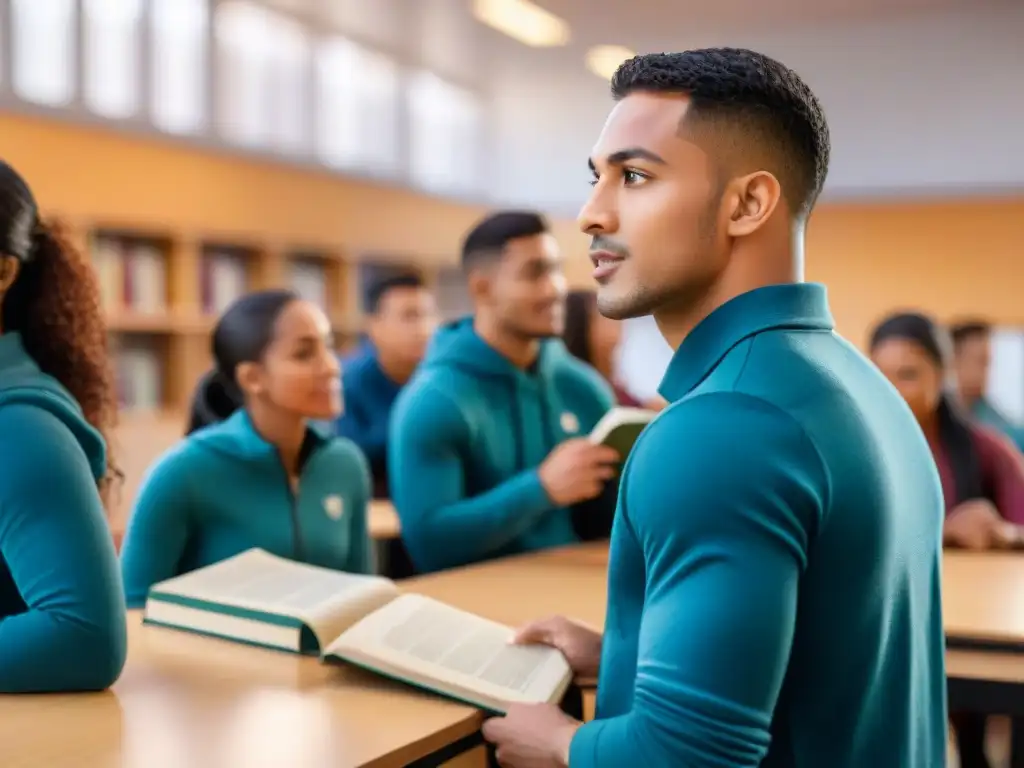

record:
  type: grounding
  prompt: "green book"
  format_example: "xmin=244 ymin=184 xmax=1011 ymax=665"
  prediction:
xmin=143 ymin=549 xmax=572 ymax=714
xmin=589 ymin=406 xmax=657 ymax=459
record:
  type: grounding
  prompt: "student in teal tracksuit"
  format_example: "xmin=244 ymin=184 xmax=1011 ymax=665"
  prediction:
xmin=120 ymin=290 xmax=372 ymax=609
xmin=0 ymin=160 xmax=126 ymax=692
xmin=482 ymin=50 xmax=947 ymax=768
xmin=389 ymin=211 xmax=618 ymax=574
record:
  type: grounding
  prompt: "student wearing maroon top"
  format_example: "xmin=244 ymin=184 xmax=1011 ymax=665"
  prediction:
xmin=562 ymin=290 xmax=664 ymax=410
xmin=870 ymin=311 xmax=1024 ymax=768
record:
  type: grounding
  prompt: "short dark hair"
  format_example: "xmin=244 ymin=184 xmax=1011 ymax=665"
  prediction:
xmin=366 ymin=273 xmax=424 ymax=314
xmin=460 ymin=210 xmax=549 ymax=271
xmin=611 ymin=48 xmax=830 ymax=217
xmin=950 ymin=319 xmax=992 ymax=347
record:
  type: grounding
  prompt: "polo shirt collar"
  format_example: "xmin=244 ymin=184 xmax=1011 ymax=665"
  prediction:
xmin=658 ymin=282 xmax=834 ymax=401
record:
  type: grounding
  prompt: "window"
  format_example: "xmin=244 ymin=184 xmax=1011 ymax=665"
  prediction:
xmin=10 ymin=0 xmax=76 ymax=107
xmin=406 ymin=72 xmax=484 ymax=196
xmin=83 ymin=0 xmax=143 ymax=119
xmin=215 ymin=1 xmax=310 ymax=153
xmin=315 ymin=37 xmax=400 ymax=176
xmin=151 ymin=0 xmax=208 ymax=135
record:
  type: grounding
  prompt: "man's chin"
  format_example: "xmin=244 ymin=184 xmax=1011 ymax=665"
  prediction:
xmin=596 ymin=286 xmax=649 ymax=321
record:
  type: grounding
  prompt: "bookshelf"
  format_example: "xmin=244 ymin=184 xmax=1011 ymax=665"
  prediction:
xmin=76 ymin=222 xmax=367 ymax=416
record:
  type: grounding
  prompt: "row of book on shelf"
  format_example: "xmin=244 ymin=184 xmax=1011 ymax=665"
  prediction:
xmin=91 ymin=235 xmax=331 ymax=318
xmin=92 ymin=235 xmax=334 ymax=412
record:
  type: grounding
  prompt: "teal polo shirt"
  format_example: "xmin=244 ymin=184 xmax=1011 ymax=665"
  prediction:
xmin=570 ymin=283 xmax=948 ymax=767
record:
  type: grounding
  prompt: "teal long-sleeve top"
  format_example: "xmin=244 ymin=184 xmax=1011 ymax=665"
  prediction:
xmin=570 ymin=284 xmax=948 ymax=768
xmin=388 ymin=318 xmax=615 ymax=573
xmin=120 ymin=408 xmax=372 ymax=608
xmin=0 ymin=333 xmax=127 ymax=693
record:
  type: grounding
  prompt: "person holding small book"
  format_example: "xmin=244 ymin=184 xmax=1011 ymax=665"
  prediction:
xmin=0 ymin=160 xmax=127 ymax=693
xmin=120 ymin=290 xmax=372 ymax=608
xmin=388 ymin=211 xmax=620 ymax=574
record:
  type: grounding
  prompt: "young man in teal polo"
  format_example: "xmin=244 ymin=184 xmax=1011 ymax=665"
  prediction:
xmin=482 ymin=49 xmax=948 ymax=768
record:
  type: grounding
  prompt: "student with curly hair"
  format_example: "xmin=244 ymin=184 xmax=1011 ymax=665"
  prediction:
xmin=0 ymin=160 xmax=127 ymax=692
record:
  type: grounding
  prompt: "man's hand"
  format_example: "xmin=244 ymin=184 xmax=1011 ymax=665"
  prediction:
xmin=538 ymin=439 xmax=619 ymax=506
xmin=513 ymin=615 xmax=603 ymax=679
xmin=482 ymin=703 xmax=580 ymax=768
xmin=945 ymin=499 xmax=1012 ymax=550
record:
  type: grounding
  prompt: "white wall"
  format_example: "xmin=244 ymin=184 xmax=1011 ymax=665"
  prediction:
xmin=489 ymin=5 xmax=1024 ymax=216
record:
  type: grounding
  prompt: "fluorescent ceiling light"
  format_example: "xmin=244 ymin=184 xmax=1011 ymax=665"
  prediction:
xmin=585 ymin=44 xmax=636 ymax=80
xmin=472 ymin=0 xmax=570 ymax=47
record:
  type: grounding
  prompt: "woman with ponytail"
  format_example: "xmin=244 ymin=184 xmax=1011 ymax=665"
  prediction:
xmin=0 ymin=161 xmax=126 ymax=692
xmin=119 ymin=290 xmax=372 ymax=608
xmin=870 ymin=311 xmax=1024 ymax=768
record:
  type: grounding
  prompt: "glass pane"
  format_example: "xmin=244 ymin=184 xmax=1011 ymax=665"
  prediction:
xmin=10 ymin=0 xmax=76 ymax=107
xmin=406 ymin=71 xmax=483 ymax=196
xmin=215 ymin=1 xmax=308 ymax=153
xmin=266 ymin=16 xmax=310 ymax=155
xmin=315 ymin=37 xmax=399 ymax=175
xmin=151 ymin=0 xmax=208 ymax=135
xmin=83 ymin=0 xmax=143 ymax=119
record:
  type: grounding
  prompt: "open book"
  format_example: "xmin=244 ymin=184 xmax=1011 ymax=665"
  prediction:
xmin=143 ymin=549 xmax=572 ymax=713
xmin=589 ymin=406 xmax=656 ymax=459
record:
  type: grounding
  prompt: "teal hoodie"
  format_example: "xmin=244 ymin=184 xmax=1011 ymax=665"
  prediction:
xmin=388 ymin=317 xmax=616 ymax=573
xmin=972 ymin=396 xmax=1024 ymax=452
xmin=120 ymin=409 xmax=372 ymax=609
xmin=0 ymin=332 xmax=127 ymax=693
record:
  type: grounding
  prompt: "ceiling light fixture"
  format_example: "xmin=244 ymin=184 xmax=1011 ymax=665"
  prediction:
xmin=585 ymin=44 xmax=636 ymax=80
xmin=472 ymin=0 xmax=570 ymax=48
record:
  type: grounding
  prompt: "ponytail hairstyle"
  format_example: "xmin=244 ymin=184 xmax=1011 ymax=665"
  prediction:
xmin=0 ymin=160 xmax=120 ymax=505
xmin=187 ymin=289 xmax=299 ymax=435
xmin=869 ymin=311 xmax=985 ymax=503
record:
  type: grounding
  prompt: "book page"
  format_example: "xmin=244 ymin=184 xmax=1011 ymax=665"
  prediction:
xmin=326 ymin=594 xmax=572 ymax=710
xmin=149 ymin=549 xmax=399 ymax=648
xmin=589 ymin=407 xmax=655 ymax=445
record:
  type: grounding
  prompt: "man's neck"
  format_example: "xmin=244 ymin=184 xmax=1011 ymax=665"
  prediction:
xmin=375 ymin=349 xmax=414 ymax=386
xmin=655 ymin=239 xmax=801 ymax=351
xmin=959 ymin=390 xmax=982 ymax=410
xmin=473 ymin=314 xmax=540 ymax=370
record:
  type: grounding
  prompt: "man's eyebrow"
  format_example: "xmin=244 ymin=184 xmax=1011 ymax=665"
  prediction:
xmin=588 ymin=147 xmax=668 ymax=173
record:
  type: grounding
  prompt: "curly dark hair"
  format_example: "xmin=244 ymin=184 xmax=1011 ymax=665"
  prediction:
xmin=0 ymin=163 xmax=120 ymax=508
xmin=611 ymin=48 xmax=830 ymax=217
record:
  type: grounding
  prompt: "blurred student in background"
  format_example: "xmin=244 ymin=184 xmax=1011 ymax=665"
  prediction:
xmin=389 ymin=211 xmax=619 ymax=574
xmin=0 ymin=160 xmax=126 ymax=692
xmin=336 ymin=273 xmax=437 ymax=498
xmin=871 ymin=312 xmax=1024 ymax=768
xmin=951 ymin=319 xmax=1024 ymax=451
xmin=120 ymin=290 xmax=372 ymax=608
xmin=563 ymin=289 xmax=663 ymax=410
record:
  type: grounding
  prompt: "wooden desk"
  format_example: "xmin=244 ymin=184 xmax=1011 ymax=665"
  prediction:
xmin=943 ymin=551 xmax=1024 ymax=649
xmin=0 ymin=613 xmax=482 ymax=768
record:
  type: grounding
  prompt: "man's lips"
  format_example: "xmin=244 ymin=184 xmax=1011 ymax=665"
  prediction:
xmin=590 ymin=250 xmax=624 ymax=281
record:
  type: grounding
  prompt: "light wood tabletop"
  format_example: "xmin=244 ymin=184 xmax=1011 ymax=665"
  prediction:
xmin=0 ymin=612 xmax=481 ymax=768
xmin=942 ymin=551 xmax=1024 ymax=649
xmin=5 ymin=543 xmax=1023 ymax=767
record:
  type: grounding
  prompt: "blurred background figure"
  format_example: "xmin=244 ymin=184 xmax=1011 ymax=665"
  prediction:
xmin=563 ymin=289 xmax=664 ymax=410
xmin=951 ymin=320 xmax=1024 ymax=452
xmin=335 ymin=272 xmax=438 ymax=498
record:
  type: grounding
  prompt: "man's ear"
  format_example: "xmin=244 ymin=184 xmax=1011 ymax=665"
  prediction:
xmin=724 ymin=171 xmax=782 ymax=238
xmin=0 ymin=256 xmax=21 ymax=295
xmin=466 ymin=264 xmax=493 ymax=304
